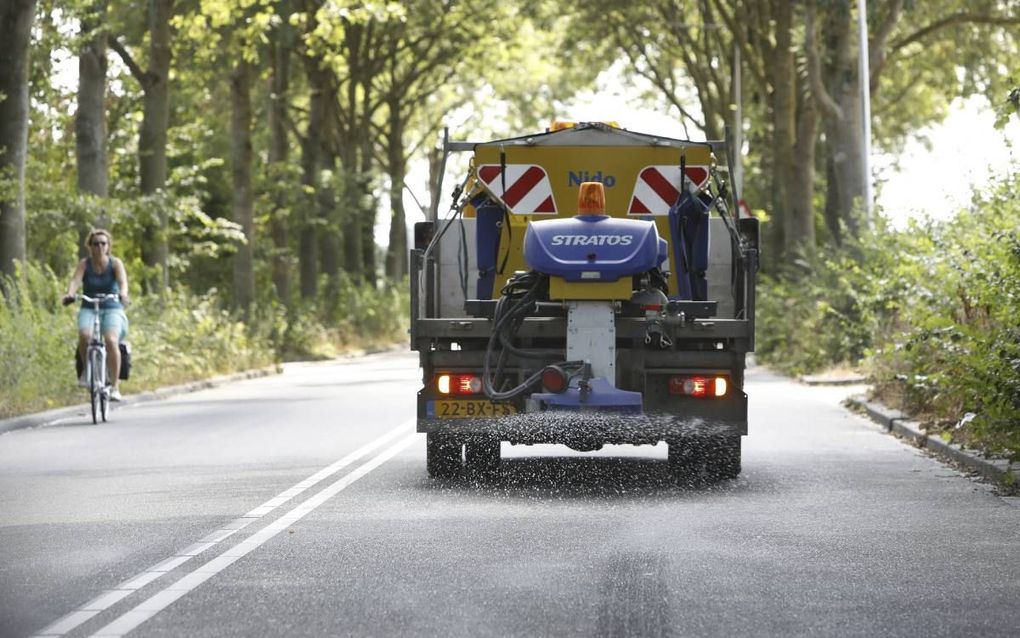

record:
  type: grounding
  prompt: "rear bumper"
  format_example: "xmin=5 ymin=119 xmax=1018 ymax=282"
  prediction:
xmin=417 ymin=392 xmax=747 ymax=445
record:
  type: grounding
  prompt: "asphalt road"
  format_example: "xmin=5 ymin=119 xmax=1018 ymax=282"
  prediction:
xmin=1 ymin=350 xmax=1018 ymax=638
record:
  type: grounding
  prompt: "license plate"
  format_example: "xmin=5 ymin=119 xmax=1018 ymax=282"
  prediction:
xmin=428 ymin=399 xmax=517 ymax=419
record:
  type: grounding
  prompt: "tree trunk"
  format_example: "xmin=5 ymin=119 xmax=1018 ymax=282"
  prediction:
xmin=230 ymin=58 xmax=255 ymax=314
xmin=318 ymin=154 xmax=341 ymax=298
xmin=384 ymin=103 xmax=407 ymax=279
xmin=336 ymin=119 xmax=361 ymax=282
xmin=267 ymin=5 xmax=292 ymax=302
xmin=818 ymin=1 xmax=865 ymax=243
xmin=762 ymin=2 xmax=818 ymax=262
xmin=356 ymin=87 xmax=376 ymax=286
xmin=76 ymin=0 xmax=109 ymax=255
xmin=139 ymin=0 xmax=174 ymax=292
xmin=0 ymin=0 xmax=35 ymax=281
xmin=76 ymin=0 xmax=108 ymax=199
xmin=427 ymin=144 xmax=443 ymax=221
xmin=341 ymin=171 xmax=363 ymax=281
xmin=768 ymin=3 xmax=797 ymax=262
xmin=824 ymin=88 xmax=864 ymax=242
xmin=359 ymin=176 xmax=377 ymax=287
xmin=789 ymin=87 xmax=818 ymax=252
xmin=299 ymin=60 xmax=326 ymax=299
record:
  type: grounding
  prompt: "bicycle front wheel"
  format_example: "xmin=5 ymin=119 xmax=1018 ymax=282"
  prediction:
xmin=89 ymin=349 xmax=104 ymax=425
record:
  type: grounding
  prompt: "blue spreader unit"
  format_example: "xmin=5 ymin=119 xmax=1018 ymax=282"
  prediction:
xmin=531 ymin=377 xmax=643 ymax=412
xmin=523 ymin=214 xmax=667 ymax=281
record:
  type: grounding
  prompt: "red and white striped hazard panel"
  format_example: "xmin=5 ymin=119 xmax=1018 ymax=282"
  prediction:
xmin=477 ymin=164 xmax=558 ymax=215
xmin=627 ymin=165 xmax=710 ymax=216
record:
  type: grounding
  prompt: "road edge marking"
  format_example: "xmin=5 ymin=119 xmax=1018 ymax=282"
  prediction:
xmin=31 ymin=420 xmax=414 ymax=637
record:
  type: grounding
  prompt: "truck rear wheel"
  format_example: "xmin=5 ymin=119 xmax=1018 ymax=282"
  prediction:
xmin=668 ymin=435 xmax=741 ymax=483
xmin=464 ymin=438 xmax=501 ymax=477
xmin=426 ymin=433 xmax=461 ymax=479
xmin=668 ymin=439 xmax=708 ymax=485
xmin=711 ymin=435 xmax=741 ymax=480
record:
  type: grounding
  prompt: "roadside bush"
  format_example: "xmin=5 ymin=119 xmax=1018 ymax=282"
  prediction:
xmin=870 ymin=181 xmax=1020 ymax=458
xmin=0 ymin=263 xmax=409 ymax=419
xmin=0 ymin=264 xmax=81 ymax=416
xmin=264 ymin=275 xmax=409 ymax=361
xmin=756 ymin=171 xmax=1020 ymax=458
xmin=756 ymin=217 xmax=902 ymax=376
xmin=127 ymin=288 xmax=276 ymax=387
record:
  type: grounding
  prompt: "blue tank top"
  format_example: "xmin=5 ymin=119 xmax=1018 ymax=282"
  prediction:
xmin=82 ymin=258 xmax=122 ymax=310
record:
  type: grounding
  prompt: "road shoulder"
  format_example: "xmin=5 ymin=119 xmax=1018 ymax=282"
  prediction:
xmin=845 ymin=395 xmax=1017 ymax=492
xmin=0 ymin=366 xmax=281 ymax=435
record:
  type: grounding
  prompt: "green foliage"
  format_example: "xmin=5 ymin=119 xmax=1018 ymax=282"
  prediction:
xmin=870 ymin=183 xmax=1020 ymax=458
xmin=757 ymin=172 xmax=1020 ymax=458
xmin=0 ymin=264 xmax=80 ymax=417
xmin=273 ymin=274 xmax=410 ymax=361
xmin=756 ymin=215 xmax=901 ymax=376
xmin=127 ymin=288 xmax=274 ymax=386
xmin=0 ymin=263 xmax=408 ymax=419
xmin=875 ymin=1 xmax=1020 ymax=150
xmin=0 ymin=262 xmax=269 ymax=418
xmin=995 ymin=66 xmax=1020 ymax=128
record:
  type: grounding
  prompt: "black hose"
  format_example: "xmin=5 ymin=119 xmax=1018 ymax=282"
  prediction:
xmin=482 ymin=271 xmax=578 ymax=400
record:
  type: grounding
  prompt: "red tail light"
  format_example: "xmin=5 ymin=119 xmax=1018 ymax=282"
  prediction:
xmin=436 ymin=373 xmax=482 ymax=395
xmin=669 ymin=375 xmax=729 ymax=398
xmin=541 ymin=365 xmax=569 ymax=393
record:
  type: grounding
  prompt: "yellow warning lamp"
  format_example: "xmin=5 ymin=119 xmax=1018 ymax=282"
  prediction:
xmin=577 ymin=181 xmax=606 ymax=216
xmin=550 ymin=120 xmax=621 ymax=131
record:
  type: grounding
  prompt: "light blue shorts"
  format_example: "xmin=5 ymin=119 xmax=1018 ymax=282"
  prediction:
xmin=77 ymin=308 xmax=129 ymax=341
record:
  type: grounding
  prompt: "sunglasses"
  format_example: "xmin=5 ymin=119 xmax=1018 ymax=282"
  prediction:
xmin=91 ymin=240 xmax=107 ymax=246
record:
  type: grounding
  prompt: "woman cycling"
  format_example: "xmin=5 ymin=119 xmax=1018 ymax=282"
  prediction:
xmin=63 ymin=229 xmax=131 ymax=401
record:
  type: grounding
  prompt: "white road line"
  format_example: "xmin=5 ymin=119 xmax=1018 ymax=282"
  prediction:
xmin=31 ymin=420 xmax=414 ymax=638
xmin=89 ymin=432 xmax=419 ymax=638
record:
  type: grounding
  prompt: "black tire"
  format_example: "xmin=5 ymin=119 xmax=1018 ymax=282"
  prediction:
xmin=426 ymin=433 xmax=461 ymax=479
xmin=89 ymin=349 xmax=103 ymax=425
xmin=668 ymin=435 xmax=742 ymax=484
xmin=464 ymin=438 xmax=501 ymax=477
xmin=667 ymin=438 xmax=708 ymax=485
xmin=710 ymin=435 xmax=741 ymax=480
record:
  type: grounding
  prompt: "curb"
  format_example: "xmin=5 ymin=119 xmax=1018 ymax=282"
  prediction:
xmin=847 ymin=396 xmax=1016 ymax=488
xmin=0 ymin=365 xmax=282 ymax=435
xmin=801 ymin=375 xmax=868 ymax=386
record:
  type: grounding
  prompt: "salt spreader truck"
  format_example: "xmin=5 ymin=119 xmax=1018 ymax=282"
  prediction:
xmin=410 ymin=122 xmax=759 ymax=480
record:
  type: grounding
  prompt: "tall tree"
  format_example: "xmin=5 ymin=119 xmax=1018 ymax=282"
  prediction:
xmin=267 ymin=3 xmax=293 ymax=302
xmin=0 ymin=0 xmax=36 ymax=281
xmin=596 ymin=1 xmax=732 ymax=141
xmin=808 ymin=0 xmax=1020 ymax=243
xmin=578 ymin=1 xmax=816 ymax=260
xmin=711 ymin=0 xmax=817 ymax=259
xmin=332 ymin=14 xmax=386 ymax=285
xmin=110 ymin=0 xmax=175 ymax=292
xmin=375 ymin=1 xmax=484 ymax=281
xmin=376 ymin=0 xmax=599 ymax=280
xmin=230 ymin=56 xmax=255 ymax=312
xmin=807 ymin=0 xmax=859 ymax=243
xmin=76 ymin=0 xmax=109 ymax=205
xmin=298 ymin=52 xmax=329 ymax=299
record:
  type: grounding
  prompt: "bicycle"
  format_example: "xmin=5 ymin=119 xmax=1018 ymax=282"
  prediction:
xmin=65 ymin=293 xmax=121 ymax=424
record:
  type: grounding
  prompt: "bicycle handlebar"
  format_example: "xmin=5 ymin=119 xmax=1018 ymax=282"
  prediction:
xmin=63 ymin=293 xmax=121 ymax=307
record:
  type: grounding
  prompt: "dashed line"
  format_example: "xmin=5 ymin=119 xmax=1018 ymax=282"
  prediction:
xmin=31 ymin=420 xmax=414 ymax=637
